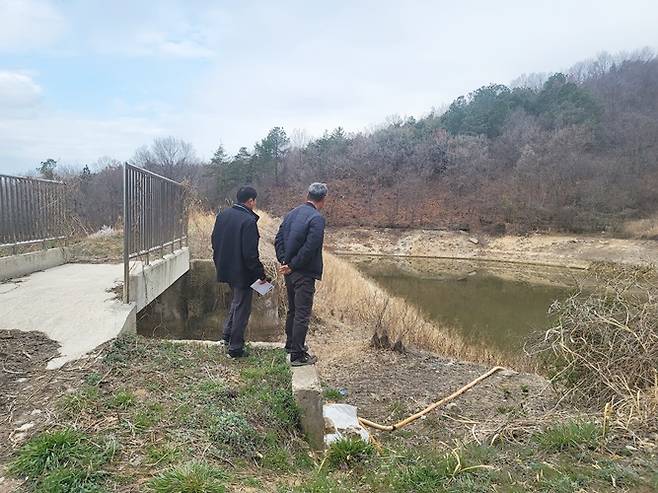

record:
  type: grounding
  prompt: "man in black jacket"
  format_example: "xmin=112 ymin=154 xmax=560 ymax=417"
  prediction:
xmin=275 ymin=183 xmax=328 ymax=366
xmin=211 ymin=186 xmax=267 ymax=358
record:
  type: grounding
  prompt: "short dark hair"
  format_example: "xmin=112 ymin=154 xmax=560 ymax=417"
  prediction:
xmin=237 ymin=186 xmax=257 ymax=203
xmin=307 ymin=182 xmax=328 ymax=202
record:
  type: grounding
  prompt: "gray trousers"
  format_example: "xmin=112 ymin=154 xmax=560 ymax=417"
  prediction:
xmin=222 ymin=286 xmax=253 ymax=353
xmin=284 ymin=272 xmax=316 ymax=360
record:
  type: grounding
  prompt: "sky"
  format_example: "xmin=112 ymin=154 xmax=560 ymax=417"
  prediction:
xmin=1 ymin=0 xmax=657 ymax=174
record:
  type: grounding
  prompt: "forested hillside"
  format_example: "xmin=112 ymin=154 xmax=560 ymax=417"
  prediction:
xmin=259 ymin=52 xmax=658 ymax=234
xmin=54 ymin=51 xmax=658 ymax=235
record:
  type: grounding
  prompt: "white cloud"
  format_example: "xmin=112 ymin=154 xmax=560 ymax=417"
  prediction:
xmin=0 ymin=114 xmax=164 ymax=172
xmin=0 ymin=71 xmax=43 ymax=112
xmin=0 ymin=0 xmax=66 ymax=51
xmin=132 ymin=31 xmax=216 ymax=59
xmin=71 ymin=3 xmax=222 ymax=59
xmin=2 ymin=0 xmax=658 ymax=175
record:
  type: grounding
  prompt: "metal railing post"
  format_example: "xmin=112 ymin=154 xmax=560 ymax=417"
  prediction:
xmin=123 ymin=163 xmax=130 ymax=304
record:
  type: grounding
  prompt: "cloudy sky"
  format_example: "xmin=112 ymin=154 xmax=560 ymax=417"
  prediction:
xmin=1 ymin=0 xmax=657 ymax=174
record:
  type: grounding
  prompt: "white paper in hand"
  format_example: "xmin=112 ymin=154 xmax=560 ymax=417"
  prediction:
xmin=250 ymin=280 xmax=274 ymax=296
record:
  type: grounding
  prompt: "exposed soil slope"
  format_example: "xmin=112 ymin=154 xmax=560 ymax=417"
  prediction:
xmin=326 ymin=227 xmax=658 ymax=268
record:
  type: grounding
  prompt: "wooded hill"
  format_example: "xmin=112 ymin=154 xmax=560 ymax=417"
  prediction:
xmin=51 ymin=50 xmax=658 ymax=235
xmin=261 ymin=52 xmax=658 ymax=234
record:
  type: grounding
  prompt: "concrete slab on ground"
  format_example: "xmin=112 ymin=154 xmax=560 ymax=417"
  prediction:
xmin=324 ymin=403 xmax=370 ymax=445
xmin=0 ymin=263 xmax=136 ymax=369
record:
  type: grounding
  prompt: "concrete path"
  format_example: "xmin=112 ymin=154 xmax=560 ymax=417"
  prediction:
xmin=0 ymin=263 xmax=135 ymax=369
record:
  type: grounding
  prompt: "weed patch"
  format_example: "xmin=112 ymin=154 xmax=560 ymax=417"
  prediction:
xmin=146 ymin=444 xmax=181 ymax=466
xmin=148 ymin=462 xmax=228 ymax=493
xmin=322 ymin=387 xmax=346 ymax=401
xmin=57 ymin=386 xmax=101 ymax=416
xmin=209 ymin=410 xmax=259 ymax=454
xmin=110 ymin=389 xmax=136 ymax=409
xmin=35 ymin=466 xmax=107 ymax=493
xmin=104 ymin=334 xmax=145 ymax=367
xmin=325 ymin=437 xmax=374 ymax=471
xmin=9 ymin=428 xmax=116 ymax=491
xmin=535 ymin=421 xmax=601 ymax=452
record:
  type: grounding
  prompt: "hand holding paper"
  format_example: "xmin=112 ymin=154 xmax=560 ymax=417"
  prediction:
xmin=250 ymin=279 xmax=274 ymax=296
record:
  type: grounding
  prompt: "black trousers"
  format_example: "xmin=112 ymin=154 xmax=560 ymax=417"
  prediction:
xmin=284 ymin=272 xmax=316 ymax=360
xmin=223 ymin=286 xmax=253 ymax=353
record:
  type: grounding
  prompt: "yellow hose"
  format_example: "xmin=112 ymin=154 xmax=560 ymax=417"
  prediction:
xmin=358 ymin=366 xmax=505 ymax=432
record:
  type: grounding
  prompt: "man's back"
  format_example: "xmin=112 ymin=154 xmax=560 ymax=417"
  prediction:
xmin=275 ymin=203 xmax=326 ymax=280
xmin=212 ymin=205 xmax=264 ymax=287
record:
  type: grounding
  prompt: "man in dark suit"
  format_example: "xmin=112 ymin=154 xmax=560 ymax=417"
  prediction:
xmin=275 ymin=183 xmax=328 ymax=366
xmin=211 ymin=186 xmax=267 ymax=358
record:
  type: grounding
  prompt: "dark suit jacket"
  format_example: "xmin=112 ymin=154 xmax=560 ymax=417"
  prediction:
xmin=211 ymin=204 xmax=265 ymax=287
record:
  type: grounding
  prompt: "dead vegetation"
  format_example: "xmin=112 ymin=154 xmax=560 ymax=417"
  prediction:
xmin=255 ymin=211 xmax=507 ymax=367
xmin=624 ymin=214 xmax=658 ymax=239
xmin=529 ymin=263 xmax=658 ymax=431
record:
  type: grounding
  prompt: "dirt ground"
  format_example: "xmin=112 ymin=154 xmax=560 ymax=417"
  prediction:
xmin=308 ymin=319 xmax=560 ymax=448
xmin=0 ymin=330 xmax=60 ymax=435
xmin=1 ymin=322 xmax=556 ymax=461
xmin=326 ymin=227 xmax=658 ymax=268
xmin=0 ymin=330 xmax=73 ymax=465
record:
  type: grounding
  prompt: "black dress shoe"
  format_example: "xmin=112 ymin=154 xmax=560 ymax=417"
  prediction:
xmin=290 ymin=354 xmax=318 ymax=367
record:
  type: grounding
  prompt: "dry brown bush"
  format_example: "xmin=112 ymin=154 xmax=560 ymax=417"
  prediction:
xmin=529 ymin=263 xmax=658 ymax=428
xmin=623 ymin=215 xmax=658 ymax=239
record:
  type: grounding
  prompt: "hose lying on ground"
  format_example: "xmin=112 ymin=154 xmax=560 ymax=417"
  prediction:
xmin=358 ymin=366 xmax=506 ymax=432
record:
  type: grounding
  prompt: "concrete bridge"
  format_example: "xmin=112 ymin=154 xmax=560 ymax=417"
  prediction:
xmin=0 ymin=168 xmax=190 ymax=368
xmin=0 ymin=248 xmax=189 ymax=369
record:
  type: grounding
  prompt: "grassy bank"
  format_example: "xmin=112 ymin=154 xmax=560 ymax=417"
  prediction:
xmin=5 ymin=336 xmax=309 ymax=492
xmin=4 ymin=334 xmax=656 ymax=493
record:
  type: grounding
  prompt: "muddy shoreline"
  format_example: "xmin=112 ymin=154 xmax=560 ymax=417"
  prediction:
xmin=326 ymin=227 xmax=658 ymax=268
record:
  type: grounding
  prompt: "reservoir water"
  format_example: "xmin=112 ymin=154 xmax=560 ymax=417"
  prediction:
xmin=347 ymin=255 xmax=581 ymax=356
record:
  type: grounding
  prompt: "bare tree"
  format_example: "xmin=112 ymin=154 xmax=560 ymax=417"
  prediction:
xmin=130 ymin=137 xmax=200 ymax=181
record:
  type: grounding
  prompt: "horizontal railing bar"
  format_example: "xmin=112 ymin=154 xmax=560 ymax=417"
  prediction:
xmin=127 ymin=236 xmax=188 ymax=260
xmin=0 ymin=173 xmax=65 ymax=185
xmin=0 ymin=236 xmax=67 ymax=249
xmin=124 ymin=164 xmax=185 ymax=187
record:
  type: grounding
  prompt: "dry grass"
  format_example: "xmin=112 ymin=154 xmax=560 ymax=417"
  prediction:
xmin=262 ymin=212 xmax=505 ymax=365
xmin=188 ymin=208 xmax=504 ymax=367
xmin=187 ymin=209 xmax=216 ymax=259
xmin=529 ymin=263 xmax=658 ymax=430
xmin=67 ymin=232 xmax=123 ymax=263
xmin=623 ymin=215 xmax=658 ymax=239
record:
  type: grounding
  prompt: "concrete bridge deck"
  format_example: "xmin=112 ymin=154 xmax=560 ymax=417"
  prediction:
xmin=0 ymin=263 xmax=134 ymax=369
xmin=0 ymin=248 xmax=190 ymax=369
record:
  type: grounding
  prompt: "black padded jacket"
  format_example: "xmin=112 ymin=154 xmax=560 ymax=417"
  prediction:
xmin=274 ymin=203 xmax=326 ymax=280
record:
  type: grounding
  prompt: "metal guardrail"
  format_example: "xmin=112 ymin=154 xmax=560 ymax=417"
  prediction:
xmin=123 ymin=163 xmax=188 ymax=303
xmin=0 ymin=174 xmax=69 ymax=251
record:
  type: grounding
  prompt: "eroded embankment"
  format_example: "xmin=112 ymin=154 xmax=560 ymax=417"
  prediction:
xmin=326 ymin=227 xmax=658 ymax=269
